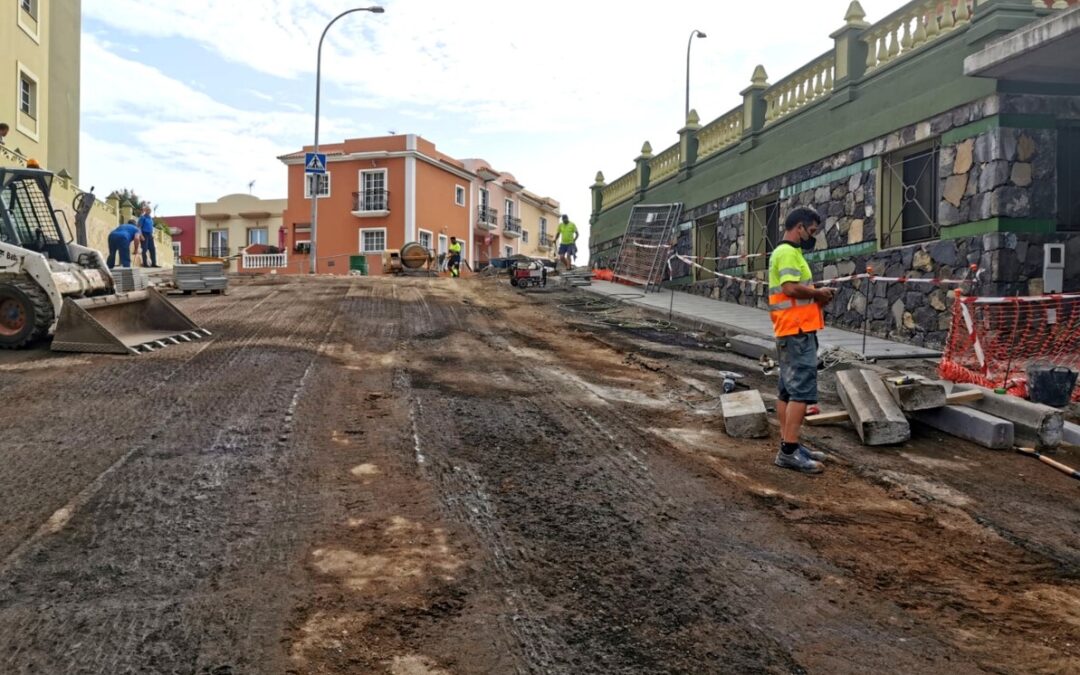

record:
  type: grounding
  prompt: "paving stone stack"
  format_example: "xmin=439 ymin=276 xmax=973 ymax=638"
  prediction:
xmin=174 ymin=264 xmax=207 ymax=292
xmin=199 ymin=262 xmax=229 ymax=293
xmin=111 ymin=268 xmax=147 ymax=293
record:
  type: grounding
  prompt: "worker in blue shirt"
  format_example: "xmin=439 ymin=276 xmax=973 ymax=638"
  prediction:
xmin=107 ymin=221 xmax=143 ymax=269
xmin=138 ymin=205 xmax=158 ymax=267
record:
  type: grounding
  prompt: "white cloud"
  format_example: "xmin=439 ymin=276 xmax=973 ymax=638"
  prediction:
xmin=83 ymin=0 xmax=904 ymax=241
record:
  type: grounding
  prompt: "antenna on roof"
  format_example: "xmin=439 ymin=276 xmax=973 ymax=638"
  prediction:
xmin=248 ymin=180 xmax=256 ymax=194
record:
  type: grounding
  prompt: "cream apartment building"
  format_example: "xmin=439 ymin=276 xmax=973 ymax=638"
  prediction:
xmin=196 ymin=194 xmax=288 ymax=258
xmin=519 ymin=190 xmax=559 ymax=258
xmin=1 ymin=0 xmax=82 ymax=180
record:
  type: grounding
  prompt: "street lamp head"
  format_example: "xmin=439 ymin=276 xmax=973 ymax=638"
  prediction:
xmin=695 ymin=30 xmax=707 ymax=38
xmin=367 ymin=6 xmax=386 ymax=12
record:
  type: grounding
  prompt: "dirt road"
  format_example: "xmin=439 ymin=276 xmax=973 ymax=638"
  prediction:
xmin=0 ymin=275 xmax=1076 ymax=674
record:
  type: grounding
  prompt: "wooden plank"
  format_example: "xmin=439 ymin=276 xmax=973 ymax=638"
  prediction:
xmin=805 ymin=389 xmax=984 ymax=425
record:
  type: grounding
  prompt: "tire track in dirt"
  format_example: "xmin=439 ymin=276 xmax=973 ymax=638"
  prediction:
xmin=0 ymin=279 xmax=349 ymax=674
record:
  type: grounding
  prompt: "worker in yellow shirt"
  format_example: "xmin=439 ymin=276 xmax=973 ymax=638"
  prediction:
xmin=555 ymin=214 xmax=578 ymax=271
xmin=448 ymin=237 xmax=462 ymax=278
xmin=768 ymin=206 xmax=835 ymax=474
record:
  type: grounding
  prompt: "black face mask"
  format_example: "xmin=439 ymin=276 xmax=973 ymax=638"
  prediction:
xmin=800 ymin=229 xmax=817 ymax=252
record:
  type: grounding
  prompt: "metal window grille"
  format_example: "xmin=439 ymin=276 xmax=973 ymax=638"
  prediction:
xmin=611 ymin=203 xmax=683 ymax=291
xmin=882 ymin=145 xmax=940 ymax=247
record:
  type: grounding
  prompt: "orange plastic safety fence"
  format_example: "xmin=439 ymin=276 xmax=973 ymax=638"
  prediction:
xmin=940 ymin=294 xmax=1080 ymax=402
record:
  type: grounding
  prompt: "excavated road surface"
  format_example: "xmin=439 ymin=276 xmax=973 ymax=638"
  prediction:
xmin=0 ymin=275 xmax=1076 ymax=675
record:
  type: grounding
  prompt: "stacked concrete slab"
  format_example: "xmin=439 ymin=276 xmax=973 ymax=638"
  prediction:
xmin=955 ymin=384 xmax=1064 ymax=449
xmin=721 ymin=390 xmax=770 ymax=438
xmin=174 ymin=263 xmax=228 ymax=293
xmin=111 ymin=268 xmax=147 ymax=293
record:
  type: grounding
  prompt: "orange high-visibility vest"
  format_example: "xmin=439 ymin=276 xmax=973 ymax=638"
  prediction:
xmin=768 ymin=242 xmax=824 ymax=337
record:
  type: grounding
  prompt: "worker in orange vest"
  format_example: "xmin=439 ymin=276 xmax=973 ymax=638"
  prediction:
xmin=768 ymin=206 xmax=835 ymax=474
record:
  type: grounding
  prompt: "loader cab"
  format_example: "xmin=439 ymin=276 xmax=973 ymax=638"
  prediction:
xmin=0 ymin=168 xmax=72 ymax=264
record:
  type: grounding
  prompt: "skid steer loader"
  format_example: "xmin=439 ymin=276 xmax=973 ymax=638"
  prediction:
xmin=0 ymin=166 xmax=209 ymax=354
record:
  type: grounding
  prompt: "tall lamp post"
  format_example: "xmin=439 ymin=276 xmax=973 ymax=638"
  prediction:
xmin=685 ymin=29 xmax=707 ymax=123
xmin=309 ymin=5 xmax=385 ymax=274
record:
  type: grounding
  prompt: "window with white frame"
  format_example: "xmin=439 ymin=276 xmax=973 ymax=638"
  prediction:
xmin=438 ymin=234 xmax=448 ymax=255
xmin=247 ymin=228 xmax=268 ymax=245
xmin=504 ymin=245 xmax=514 ymax=258
xmin=540 ymin=217 xmax=548 ymax=239
xmin=419 ymin=229 xmax=433 ymax=251
xmin=360 ymin=228 xmax=387 ymax=253
xmin=454 ymin=185 xmax=466 ymax=206
xmin=172 ymin=242 xmax=182 ymax=259
xmin=20 ymin=0 xmax=37 ymax=18
xmin=479 ymin=187 xmax=489 ymax=210
xmin=19 ymin=71 xmax=37 ymax=119
xmin=504 ymin=199 xmax=514 ymax=217
xmin=522 ymin=229 xmax=529 ymax=244
xmin=304 ymin=172 xmax=331 ymax=199
xmin=359 ymin=169 xmax=387 ymax=211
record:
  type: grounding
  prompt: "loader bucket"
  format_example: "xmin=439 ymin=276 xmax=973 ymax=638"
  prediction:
xmin=51 ymin=288 xmax=211 ymax=355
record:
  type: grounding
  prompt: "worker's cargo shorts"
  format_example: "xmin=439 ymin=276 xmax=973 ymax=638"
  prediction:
xmin=777 ymin=331 xmax=818 ymax=404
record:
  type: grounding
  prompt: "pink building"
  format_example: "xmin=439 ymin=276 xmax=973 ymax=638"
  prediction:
xmin=160 ymin=214 xmax=195 ymax=260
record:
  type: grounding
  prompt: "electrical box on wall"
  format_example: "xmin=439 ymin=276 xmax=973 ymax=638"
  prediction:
xmin=1044 ymin=244 xmax=1065 ymax=294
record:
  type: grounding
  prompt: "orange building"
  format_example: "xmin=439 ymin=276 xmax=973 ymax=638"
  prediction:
xmin=278 ymin=134 xmax=559 ymax=275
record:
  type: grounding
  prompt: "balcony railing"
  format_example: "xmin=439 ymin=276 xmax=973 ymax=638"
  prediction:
xmin=200 ymin=246 xmax=231 ymax=257
xmin=503 ymin=214 xmax=522 ymax=236
xmin=478 ymin=206 xmax=499 ymax=230
xmin=539 ymin=234 xmax=553 ymax=248
xmin=242 ymin=253 xmax=288 ymax=269
xmin=352 ymin=189 xmax=390 ymax=215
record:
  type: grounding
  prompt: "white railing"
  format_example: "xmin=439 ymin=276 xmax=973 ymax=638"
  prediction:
xmin=764 ymin=52 xmax=836 ymax=125
xmin=601 ymin=170 xmax=637 ymax=207
xmin=648 ymin=144 xmax=681 ymax=184
xmin=243 ymin=253 xmax=288 ymax=269
xmin=697 ymin=107 xmax=743 ymax=160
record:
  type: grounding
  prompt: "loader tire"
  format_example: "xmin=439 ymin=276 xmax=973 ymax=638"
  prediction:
xmin=0 ymin=280 xmax=54 ymax=349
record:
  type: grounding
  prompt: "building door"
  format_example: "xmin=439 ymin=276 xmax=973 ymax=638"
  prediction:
xmin=748 ymin=195 xmax=779 ymax=272
xmin=209 ymin=230 xmax=229 ymax=257
xmin=694 ymin=216 xmax=718 ymax=282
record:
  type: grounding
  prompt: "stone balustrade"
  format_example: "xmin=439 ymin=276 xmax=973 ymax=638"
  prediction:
xmin=601 ymin=170 xmax=638 ymax=207
xmin=648 ymin=144 xmax=681 ymax=184
xmin=697 ymin=108 xmax=743 ymax=160
xmin=864 ymin=0 xmax=974 ymax=74
xmin=1025 ymin=0 xmax=1072 ymax=8
xmin=764 ymin=53 xmax=836 ymax=125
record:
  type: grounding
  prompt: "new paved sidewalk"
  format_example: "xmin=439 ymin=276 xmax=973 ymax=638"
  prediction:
xmin=586 ymin=280 xmax=939 ymax=360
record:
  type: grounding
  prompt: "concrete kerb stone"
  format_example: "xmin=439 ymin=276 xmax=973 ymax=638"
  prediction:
xmin=883 ymin=377 xmax=947 ymax=412
xmin=721 ymin=390 xmax=771 ymax=439
xmin=1063 ymin=421 xmax=1080 ymax=448
xmin=726 ymin=334 xmax=777 ymax=360
xmin=912 ymin=405 xmax=1015 ymax=450
xmin=835 ymin=368 xmax=911 ymax=446
xmin=956 ymin=384 xmax=1064 ymax=449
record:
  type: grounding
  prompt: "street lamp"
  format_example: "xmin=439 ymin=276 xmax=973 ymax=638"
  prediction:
xmin=309 ymin=5 xmax=385 ymax=274
xmin=685 ymin=29 xmax=707 ymax=124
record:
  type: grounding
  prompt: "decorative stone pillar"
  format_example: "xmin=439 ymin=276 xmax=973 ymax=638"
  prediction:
xmin=830 ymin=1 xmax=870 ymax=108
xmin=635 ymin=142 xmax=653 ymax=196
xmin=739 ymin=66 xmax=769 ymax=152
xmin=679 ymin=110 xmax=701 ymax=179
xmin=591 ymin=171 xmax=605 ymax=221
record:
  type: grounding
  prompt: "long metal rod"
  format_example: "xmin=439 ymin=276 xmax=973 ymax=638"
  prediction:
xmin=310 ymin=6 xmax=383 ymax=274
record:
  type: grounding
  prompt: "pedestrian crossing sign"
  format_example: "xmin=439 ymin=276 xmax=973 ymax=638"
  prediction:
xmin=304 ymin=152 xmax=327 ymax=174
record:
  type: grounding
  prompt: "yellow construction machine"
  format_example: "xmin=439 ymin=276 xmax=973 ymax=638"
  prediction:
xmin=0 ymin=167 xmax=208 ymax=354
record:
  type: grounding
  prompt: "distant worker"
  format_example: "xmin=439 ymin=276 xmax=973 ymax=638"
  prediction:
xmin=0 ymin=122 xmax=8 ymax=145
xmin=769 ymin=206 xmax=835 ymax=475
xmin=106 ymin=221 xmax=143 ymax=269
xmin=138 ymin=205 xmax=158 ymax=267
xmin=448 ymin=236 xmax=462 ymax=278
xmin=555 ymin=214 xmax=578 ymax=271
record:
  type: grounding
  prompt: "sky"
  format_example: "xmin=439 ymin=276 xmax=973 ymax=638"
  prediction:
xmin=80 ymin=0 xmax=900 ymax=245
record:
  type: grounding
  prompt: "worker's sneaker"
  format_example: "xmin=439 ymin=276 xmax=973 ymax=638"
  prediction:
xmin=799 ymin=444 xmax=827 ymax=462
xmin=775 ymin=448 xmax=824 ymax=474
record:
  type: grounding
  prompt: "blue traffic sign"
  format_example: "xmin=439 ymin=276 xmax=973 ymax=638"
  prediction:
xmin=304 ymin=152 xmax=327 ymax=174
